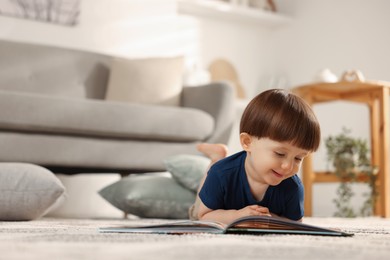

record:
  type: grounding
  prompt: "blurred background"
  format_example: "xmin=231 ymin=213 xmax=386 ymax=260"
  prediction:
xmin=1 ymin=0 xmax=389 ymax=217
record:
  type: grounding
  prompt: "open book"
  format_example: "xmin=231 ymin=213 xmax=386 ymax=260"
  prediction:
xmin=99 ymin=215 xmax=353 ymax=237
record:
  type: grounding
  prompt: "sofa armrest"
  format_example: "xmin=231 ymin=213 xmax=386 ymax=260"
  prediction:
xmin=181 ymin=81 xmax=235 ymax=144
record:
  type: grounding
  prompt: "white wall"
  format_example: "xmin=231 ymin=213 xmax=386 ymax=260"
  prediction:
xmin=0 ymin=0 xmax=199 ymax=59
xmin=274 ymin=0 xmax=390 ymax=85
xmin=195 ymin=17 xmax=277 ymax=97
xmin=273 ymin=0 xmax=390 ymax=216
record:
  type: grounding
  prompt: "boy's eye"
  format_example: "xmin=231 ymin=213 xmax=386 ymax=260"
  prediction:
xmin=295 ymin=157 xmax=303 ymax=162
xmin=275 ymin=152 xmax=285 ymax=157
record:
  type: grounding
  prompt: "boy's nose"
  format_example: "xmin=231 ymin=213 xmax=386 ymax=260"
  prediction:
xmin=281 ymin=159 xmax=294 ymax=172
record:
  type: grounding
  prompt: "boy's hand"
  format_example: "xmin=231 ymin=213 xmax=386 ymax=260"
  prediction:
xmin=238 ymin=205 xmax=271 ymax=218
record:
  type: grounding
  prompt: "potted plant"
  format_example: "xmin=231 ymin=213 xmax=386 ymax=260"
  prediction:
xmin=325 ymin=128 xmax=378 ymax=217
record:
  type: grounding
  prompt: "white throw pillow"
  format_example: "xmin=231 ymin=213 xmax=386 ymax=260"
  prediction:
xmin=105 ymin=56 xmax=184 ymax=106
xmin=0 ymin=163 xmax=66 ymax=221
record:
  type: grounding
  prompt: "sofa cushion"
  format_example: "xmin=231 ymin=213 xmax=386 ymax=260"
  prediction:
xmin=0 ymin=90 xmax=214 ymax=142
xmin=105 ymin=56 xmax=184 ymax=106
xmin=0 ymin=163 xmax=66 ymax=221
xmin=0 ymin=39 xmax=110 ymax=99
xmin=0 ymin=132 xmax=200 ymax=171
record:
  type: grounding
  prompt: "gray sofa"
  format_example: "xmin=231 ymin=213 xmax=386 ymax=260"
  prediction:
xmin=0 ymin=40 xmax=235 ymax=175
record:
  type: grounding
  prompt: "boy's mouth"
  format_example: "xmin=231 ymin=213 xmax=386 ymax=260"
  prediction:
xmin=272 ymin=170 xmax=284 ymax=178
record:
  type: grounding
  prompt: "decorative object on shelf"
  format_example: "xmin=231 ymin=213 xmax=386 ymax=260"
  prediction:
xmin=0 ymin=0 xmax=80 ymax=26
xmin=208 ymin=58 xmax=246 ymax=99
xmin=313 ymin=68 xmax=338 ymax=83
xmin=325 ymin=128 xmax=378 ymax=217
xmin=340 ymin=69 xmax=365 ymax=82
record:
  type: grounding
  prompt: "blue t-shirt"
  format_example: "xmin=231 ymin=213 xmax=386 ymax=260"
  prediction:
xmin=199 ymin=151 xmax=304 ymax=221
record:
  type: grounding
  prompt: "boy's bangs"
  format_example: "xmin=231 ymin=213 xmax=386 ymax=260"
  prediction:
xmin=266 ymin=101 xmax=320 ymax=151
xmin=267 ymin=111 xmax=320 ymax=151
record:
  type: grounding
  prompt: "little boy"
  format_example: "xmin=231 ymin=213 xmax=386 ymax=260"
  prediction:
xmin=190 ymin=88 xmax=321 ymax=224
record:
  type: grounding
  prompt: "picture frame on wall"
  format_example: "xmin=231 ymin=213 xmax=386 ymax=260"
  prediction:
xmin=0 ymin=0 xmax=80 ymax=26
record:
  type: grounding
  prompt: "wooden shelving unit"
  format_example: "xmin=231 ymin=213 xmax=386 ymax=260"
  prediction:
xmin=293 ymin=79 xmax=390 ymax=217
xmin=177 ymin=0 xmax=291 ymax=28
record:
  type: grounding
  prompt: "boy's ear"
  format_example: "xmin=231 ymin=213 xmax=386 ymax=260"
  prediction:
xmin=240 ymin=133 xmax=252 ymax=151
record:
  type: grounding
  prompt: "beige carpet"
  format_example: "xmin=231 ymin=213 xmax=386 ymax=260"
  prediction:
xmin=1 ymin=217 xmax=390 ymax=260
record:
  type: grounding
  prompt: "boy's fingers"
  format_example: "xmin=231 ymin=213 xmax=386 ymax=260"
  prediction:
xmin=256 ymin=207 xmax=269 ymax=213
xmin=248 ymin=205 xmax=271 ymax=216
xmin=256 ymin=207 xmax=271 ymax=216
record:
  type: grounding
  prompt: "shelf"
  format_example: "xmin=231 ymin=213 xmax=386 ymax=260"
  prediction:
xmin=313 ymin=171 xmax=370 ymax=183
xmin=177 ymin=0 xmax=291 ymax=28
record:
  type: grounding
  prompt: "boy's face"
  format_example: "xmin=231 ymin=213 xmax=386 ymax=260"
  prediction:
xmin=241 ymin=135 xmax=310 ymax=186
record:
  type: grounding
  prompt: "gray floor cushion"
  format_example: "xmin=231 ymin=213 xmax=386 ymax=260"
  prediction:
xmin=0 ymin=163 xmax=66 ymax=221
xmin=99 ymin=173 xmax=195 ymax=219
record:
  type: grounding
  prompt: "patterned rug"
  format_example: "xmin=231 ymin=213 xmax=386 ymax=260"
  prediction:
xmin=1 ymin=217 xmax=390 ymax=260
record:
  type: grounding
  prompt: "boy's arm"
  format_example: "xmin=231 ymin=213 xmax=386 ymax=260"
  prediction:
xmin=197 ymin=200 xmax=271 ymax=224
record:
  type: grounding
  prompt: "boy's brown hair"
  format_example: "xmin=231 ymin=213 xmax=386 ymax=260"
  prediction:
xmin=240 ymin=89 xmax=321 ymax=151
